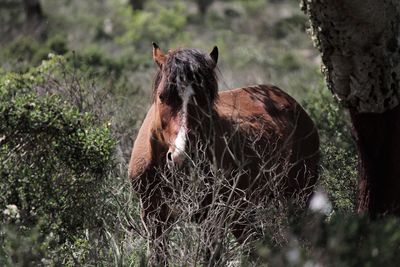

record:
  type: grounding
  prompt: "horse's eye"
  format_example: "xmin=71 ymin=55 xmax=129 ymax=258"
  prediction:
xmin=159 ymin=93 xmax=166 ymax=103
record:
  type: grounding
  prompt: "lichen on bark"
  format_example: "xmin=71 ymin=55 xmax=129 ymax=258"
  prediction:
xmin=301 ymin=0 xmax=400 ymax=113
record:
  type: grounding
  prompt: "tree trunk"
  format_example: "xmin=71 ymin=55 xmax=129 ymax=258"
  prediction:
xmin=196 ymin=0 xmax=214 ymax=15
xmin=23 ymin=0 xmax=44 ymax=23
xmin=129 ymin=0 xmax=145 ymax=10
xmin=350 ymin=106 xmax=400 ymax=215
xmin=302 ymin=0 xmax=400 ymax=216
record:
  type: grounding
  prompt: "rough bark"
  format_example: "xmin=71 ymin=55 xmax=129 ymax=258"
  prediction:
xmin=302 ymin=0 xmax=400 ymax=216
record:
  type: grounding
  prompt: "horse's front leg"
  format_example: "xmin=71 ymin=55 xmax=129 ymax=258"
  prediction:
xmin=140 ymin=194 xmax=172 ymax=267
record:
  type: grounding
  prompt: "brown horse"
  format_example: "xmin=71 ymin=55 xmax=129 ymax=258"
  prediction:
xmin=128 ymin=43 xmax=319 ymax=265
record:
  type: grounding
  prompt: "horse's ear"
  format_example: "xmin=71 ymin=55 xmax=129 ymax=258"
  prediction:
xmin=209 ymin=46 xmax=218 ymax=68
xmin=152 ymin=42 xmax=165 ymax=68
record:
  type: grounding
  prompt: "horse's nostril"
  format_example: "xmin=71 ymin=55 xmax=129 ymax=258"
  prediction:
xmin=166 ymin=152 xmax=173 ymax=162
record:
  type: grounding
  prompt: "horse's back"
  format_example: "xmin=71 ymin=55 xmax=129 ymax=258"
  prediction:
xmin=216 ymin=85 xmax=314 ymax=137
xmin=216 ymin=85 xmax=319 ymax=195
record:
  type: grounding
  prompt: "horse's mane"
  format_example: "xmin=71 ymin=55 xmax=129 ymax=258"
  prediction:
xmin=152 ymin=48 xmax=218 ymax=105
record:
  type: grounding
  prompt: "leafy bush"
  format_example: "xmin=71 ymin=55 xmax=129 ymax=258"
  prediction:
xmin=253 ymin=213 xmax=400 ymax=267
xmin=0 ymin=35 xmax=68 ymax=72
xmin=272 ymin=14 xmax=307 ymax=39
xmin=310 ymin=214 xmax=400 ymax=267
xmin=0 ymin=58 xmax=116 ymax=266
xmin=303 ymin=87 xmax=357 ymax=212
xmin=115 ymin=0 xmax=188 ymax=48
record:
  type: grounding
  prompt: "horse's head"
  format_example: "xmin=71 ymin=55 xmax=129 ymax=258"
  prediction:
xmin=151 ymin=43 xmax=219 ymax=169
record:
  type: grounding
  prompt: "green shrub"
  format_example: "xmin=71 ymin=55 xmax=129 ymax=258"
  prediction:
xmin=253 ymin=213 xmax=400 ymax=267
xmin=0 ymin=58 xmax=116 ymax=266
xmin=303 ymin=87 xmax=357 ymax=212
xmin=272 ymin=14 xmax=307 ymax=39
xmin=66 ymin=47 xmax=137 ymax=82
xmin=314 ymin=214 xmax=400 ymax=266
xmin=241 ymin=0 xmax=268 ymax=16
xmin=46 ymin=34 xmax=68 ymax=55
xmin=115 ymin=0 xmax=188 ymax=48
xmin=0 ymin=35 xmax=68 ymax=73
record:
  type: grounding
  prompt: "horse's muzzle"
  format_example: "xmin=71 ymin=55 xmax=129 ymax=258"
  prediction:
xmin=166 ymin=149 xmax=186 ymax=169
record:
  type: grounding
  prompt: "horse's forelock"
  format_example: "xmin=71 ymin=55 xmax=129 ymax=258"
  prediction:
xmin=153 ymin=48 xmax=218 ymax=105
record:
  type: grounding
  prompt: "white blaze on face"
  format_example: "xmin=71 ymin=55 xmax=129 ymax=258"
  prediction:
xmin=171 ymin=84 xmax=194 ymax=162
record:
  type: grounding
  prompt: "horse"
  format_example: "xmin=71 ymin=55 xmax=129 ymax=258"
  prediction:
xmin=128 ymin=43 xmax=319 ymax=266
